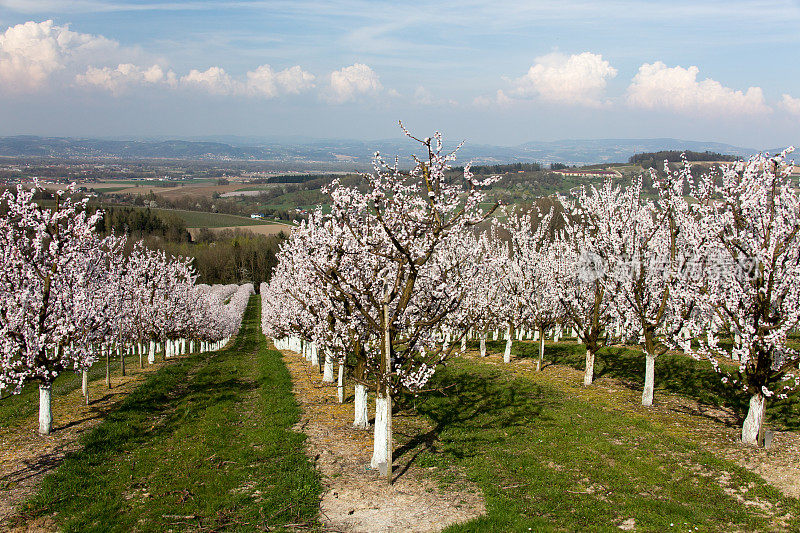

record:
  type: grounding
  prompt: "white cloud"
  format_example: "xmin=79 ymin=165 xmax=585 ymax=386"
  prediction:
xmin=780 ymin=94 xmax=800 ymax=115
xmin=326 ymin=63 xmax=382 ymax=103
xmin=246 ymin=64 xmax=315 ymax=98
xmin=180 ymin=66 xmax=237 ymax=95
xmin=414 ymin=86 xmax=435 ymax=105
xmin=509 ymin=52 xmax=617 ymax=107
xmin=76 ymin=63 xmax=176 ymax=94
xmin=473 ymin=89 xmax=513 ymax=108
xmin=0 ymin=19 xmax=118 ymax=91
xmin=626 ymin=62 xmax=770 ymax=116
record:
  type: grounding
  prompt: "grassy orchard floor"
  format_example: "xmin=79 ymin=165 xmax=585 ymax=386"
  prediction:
xmin=395 ymin=343 xmax=800 ymax=532
xmin=501 ymin=339 xmax=800 ymax=430
xmin=0 ymin=358 xmax=126 ymax=428
xmin=16 ymin=296 xmax=321 ymax=532
xmin=8 ymin=310 xmax=799 ymax=531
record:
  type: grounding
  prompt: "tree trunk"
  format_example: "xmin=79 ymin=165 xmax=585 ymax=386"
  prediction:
xmin=479 ymin=334 xmax=486 ymax=357
xmin=371 ymin=394 xmax=390 ymax=471
xmin=742 ymin=392 xmax=766 ymax=445
xmin=353 ymin=383 xmax=369 ymax=429
xmin=38 ymin=384 xmax=52 ymax=435
xmin=105 ymin=347 xmax=111 ymax=388
xmin=337 ymin=363 xmax=345 ymax=403
xmin=537 ymin=329 xmax=545 ymax=371
xmin=323 ymin=351 xmax=335 ymax=382
xmin=138 ymin=342 xmax=143 ymax=369
xmin=311 ymin=344 xmax=320 ymax=370
xmin=504 ymin=336 xmax=512 ymax=363
xmin=121 ymin=345 xmax=126 ymax=377
xmin=584 ymin=348 xmax=595 ymax=386
xmin=148 ymin=341 xmax=155 ymax=364
xmin=461 ymin=334 xmax=467 ymax=351
xmin=642 ymin=353 xmax=656 ymax=406
xmin=82 ymin=370 xmax=89 ymax=404
xmin=371 ymin=300 xmax=392 ymax=483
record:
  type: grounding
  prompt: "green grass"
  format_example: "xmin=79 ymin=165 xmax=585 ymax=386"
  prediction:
xmin=0 ymin=359 xmax=123 ymax=428
xmin=19 ymin=296 xmax=321 ymax=532
xmin=403 ymin=360 xmax=799 ymax=532
xmin=149 ymin=208 xmax=280 ymax=228
xmin=491 ymin=339 xmax=800 ymax=431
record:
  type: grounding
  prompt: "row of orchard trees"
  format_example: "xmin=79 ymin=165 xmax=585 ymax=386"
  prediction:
xmin=262 ymin=126 xmax=799 ymax=484
xmin=262 ymin=126 xmax=499 ymax=481
xmin=468 ymin=148 xmax=800 ymax=445
xmin=0 ymin=181 xmax=254 ymax=435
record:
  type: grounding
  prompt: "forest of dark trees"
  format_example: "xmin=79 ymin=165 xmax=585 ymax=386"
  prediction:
xmin=452 ymin=162 xmax=543 ymax=174
xmin=628 ymin=150 xmax=739 ymax=168
xmin=96 ymin=206 xmax=285 ymax=287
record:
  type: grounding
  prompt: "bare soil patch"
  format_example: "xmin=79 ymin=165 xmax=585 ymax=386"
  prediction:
xmin=278 ymin=345 xmax=485 ymax=533
xmin=472 ymin=343 xmax=800 ymax=500
xmin=0 ymin=361 xmax=168 ymax=531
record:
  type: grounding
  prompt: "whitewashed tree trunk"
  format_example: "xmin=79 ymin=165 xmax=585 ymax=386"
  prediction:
xmin=537 ymin=333 xmax=545 ymax=371
xmin=337 ymin=363 xmax=345 ymax=403
xmin=121 ymin=345 xmax=126 ymax=377
xmin=148 ymin=341 xmax=156 ymax=364
xmin=370 ymin=394 xmax=390 ymax=470
xmin=479 ymin=334 xmax=487 ymax=357
xmin=642 ymin=353 xmax=656 ymax=406
xmin=584 ymin=348 xmax=595 ymax=386
xmin=504 ymin=336 xmax=512 ymax=363
xmin=742 ymin=392 xmax=766 ymax=445
xmin=353 ymin=383 xmax=369 ymax=429
xmin=82 ymin=370 xmax=89 ymax=404
xmin=39 ymin=384 xmax=52 ymax=435
xmin=461 ymin=335 xmax=467 ymax=351
xmin=322 ymin=352 xmax=335 ymax=382
xmin=311 ymin=345 xmax=320 ymax=370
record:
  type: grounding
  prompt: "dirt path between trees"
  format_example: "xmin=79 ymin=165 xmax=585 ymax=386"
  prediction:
xmin=278 ymin=346 xmax=485 ymax=533
xmin=0 ymin=362 xmax=166 ymax=531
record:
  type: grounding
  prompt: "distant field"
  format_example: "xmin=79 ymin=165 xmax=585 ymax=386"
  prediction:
xmin=149 ymin=208 xmax=278 ymax=228
xmin=41 ymin=181 xmax=133 ymax=191
xmin=114 ymin=183 xmax=247 ymax=198
xmin=187 ymin=223 xmax=291 ymax=239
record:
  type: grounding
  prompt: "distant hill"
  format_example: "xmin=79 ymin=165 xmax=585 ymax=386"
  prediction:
xmin=0 ymin=135 xmax=765 ymax=166
xmin=515 ymin=138 xmax=758 ymax=165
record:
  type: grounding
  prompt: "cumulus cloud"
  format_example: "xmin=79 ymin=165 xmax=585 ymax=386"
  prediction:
xmin=626 ymin=62 xmax=770 ymax=116
xmin=0 ymin=19 xmax=117 ymax=91
xmin=779 ymin=94 xmax=800 ymax=115
xmin=178 ymin=64 xmax=316 ymax=97
xmin=0 ymin=20 xmax=316 ymax=100
xmin=325 ymin=63 xmax=382 ymax=103
xmin=509 ymin=52 xmax=617 ymax=107
xmin=246 ymin=64 xmax=315 ymax=97
xmin=76 ymin=63 xmax=176 ymax=94
xmin=180 ymin=66 xmax=237 ymax=95
xmin=473 ymin=89 xmax=513 ymax=108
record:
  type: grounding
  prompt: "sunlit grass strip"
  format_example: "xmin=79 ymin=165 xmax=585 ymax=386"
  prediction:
xmin=408 ymin=360 xmax=799 ymax=532
xmin=20 ymin=296 xmax=321 ymax=532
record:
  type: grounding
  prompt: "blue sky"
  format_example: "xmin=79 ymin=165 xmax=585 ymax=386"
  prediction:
xmin=0 ymin=0 xmax=799 ymax=148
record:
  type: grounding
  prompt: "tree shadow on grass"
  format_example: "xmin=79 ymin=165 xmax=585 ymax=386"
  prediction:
xmin=508 ymin=340 xmax=799 ymax=431
xmin=392 ymin=364 xmax=560 ymax=482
